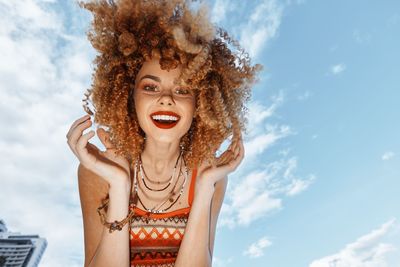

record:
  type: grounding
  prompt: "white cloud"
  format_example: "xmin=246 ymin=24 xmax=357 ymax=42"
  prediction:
xmin=209 ymin=3 xmax=312 ymax=227
xmin=212 ymin=256 xmax=234 ymax=267
xmin=309 ymin=219 xmax=398 ymax=267
xmin=0 ymin=1 xmax=93 ymax=266
xmin=330 ymin=63 xmax=346 ymax=75
xmin=245 ymin=124 xmax=291 ymax=158
xmin=382 ymin=151 xmax=395 ymax=161
xmin=236 ymin=192 xmax=282 ymax=225
xmin=219 ymin=157 xmax=314 ymax=228
xmin=217 ymin=89 xmax=314 ymax=229
xmin=298 ymin=90 xmax=312 ymax=101
xmin=239 ymin=0 xmax=284 ymax=58
xmin=353 ymin=29 xmax=372 ymax=44
xmin=243 ymin=236 xmax=272 ymax=258
xmin=210 ymin=0 xmax=236 ymax=24
xmin=244 ymin=92 xmax=292 ymax=159
xmin=286 ymin=174 xmax=315 ymax=196
xmin=247 ymin=91 xmax=284 ymax=137
xmin=387 ymin=14 xmax=400 ymax=26
xmin=284 ymin=0 xmax=307 ymax=4
xmin=279 ymin=148 xmax=291 ymax=156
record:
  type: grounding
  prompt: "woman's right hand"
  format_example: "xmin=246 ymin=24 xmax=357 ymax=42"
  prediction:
xmin=66 ymin=115 xmax=131 ymax=190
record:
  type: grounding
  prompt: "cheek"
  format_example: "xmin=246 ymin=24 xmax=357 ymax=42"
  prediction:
xmin=183 ymin=100 xmax=196 ymax=125
xmin=185 ymin=98 xmax=196 ymax=115
xmin=190 ymin=100 xmax=196 ymax=118
xmin=133 ymin=95 xmax=148 ymax=125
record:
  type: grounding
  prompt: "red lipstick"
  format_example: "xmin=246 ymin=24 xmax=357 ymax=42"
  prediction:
xmin=150 ymin=111 xmax=181 ymax=129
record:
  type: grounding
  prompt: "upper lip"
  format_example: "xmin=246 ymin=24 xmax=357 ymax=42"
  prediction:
xmin=150 ymin=111 xmax=181 ymax=119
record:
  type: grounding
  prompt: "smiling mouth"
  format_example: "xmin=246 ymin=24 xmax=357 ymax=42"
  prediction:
xmin=150 ymin=111 xmax=181 ymax=129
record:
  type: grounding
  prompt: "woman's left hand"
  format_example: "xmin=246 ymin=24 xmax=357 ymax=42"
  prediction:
xmin=197 ymin=135 xmax=245 ymax=190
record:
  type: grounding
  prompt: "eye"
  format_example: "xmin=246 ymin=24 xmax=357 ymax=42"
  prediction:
xmin=142 ymin=84 xmax=159 ymax=92
xmin=175 ymin=87 xmax=191 ymax=95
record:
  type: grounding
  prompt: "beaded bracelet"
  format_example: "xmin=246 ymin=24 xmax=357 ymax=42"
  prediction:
xmin=97 ymin=198 xmax=135 ymax=233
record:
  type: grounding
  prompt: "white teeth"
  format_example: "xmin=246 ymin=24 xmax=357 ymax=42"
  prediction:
xmin=151 ymin=115 xmax=179 ymax=121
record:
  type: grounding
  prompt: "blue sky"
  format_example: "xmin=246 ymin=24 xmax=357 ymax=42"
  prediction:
xmin=0 ymin=1 xmax=399 ymax=267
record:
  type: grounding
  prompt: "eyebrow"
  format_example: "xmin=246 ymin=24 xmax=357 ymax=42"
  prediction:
xmin=139 ymin=75 xmax=161 ymax=83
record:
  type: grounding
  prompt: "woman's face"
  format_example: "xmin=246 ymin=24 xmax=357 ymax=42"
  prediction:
xmin=133 ymin=57 xmax=195 ymax=144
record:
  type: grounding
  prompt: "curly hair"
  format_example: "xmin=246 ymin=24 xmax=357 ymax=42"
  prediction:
xmin=80 ymin=0 xmax=262 ymax=169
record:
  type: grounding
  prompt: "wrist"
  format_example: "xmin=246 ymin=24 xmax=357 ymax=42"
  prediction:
xmin=195 ymin=177 xmax=216 ymax=199
xmin=109 ymin=180 xmax=131 ymax=199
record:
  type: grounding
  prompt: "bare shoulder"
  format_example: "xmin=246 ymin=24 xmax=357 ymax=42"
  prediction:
xmin=78 ymin=164 xmax=109 ymax=202
xmin=77 ymin=164 xmax=109 ymax=266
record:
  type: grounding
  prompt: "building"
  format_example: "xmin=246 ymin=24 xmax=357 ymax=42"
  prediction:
xmin=0 ymin=220 xmax=47 ymax=267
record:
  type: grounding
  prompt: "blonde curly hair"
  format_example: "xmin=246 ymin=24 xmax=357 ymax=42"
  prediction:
xmin=80 ymin=0 xmax=262 ymax=169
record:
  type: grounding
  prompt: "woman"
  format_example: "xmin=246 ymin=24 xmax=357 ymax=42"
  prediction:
xmin=66 ymin=0 xmax=261 ymax=266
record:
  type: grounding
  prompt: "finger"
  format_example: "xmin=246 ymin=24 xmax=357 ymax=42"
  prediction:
xmin=231 ymin=138 xmax=238 ymax=154
xmin=67 ymin=118 xmax=92 ymax=148
xmin=233 ymin=139 xmax=240 ymax=158
xmin=75 ymin=132 xmax=127 ymax=181
xmin=75 ymin=130 xmax=96 ymax=165
xmin=224 ymin=137 xmax=237 ymax=157
xmin=233 ymin=130 xmax=242 ymax=140
xmin=66 ymin=115 xmax=91 ymax=139
xmin=97 ymin=127 xmax=114 ymax=149
xmin=232 ymin=130 xmax=242 ymax=146
xmin=225 ymin=139 xmax=244 ymax=170
xmin=210 ymin=157 xmax=240 ymax=180
xmin=95 ymin=130 xmax=129 ymax=169
xmin=216 ymin=150 xmax=232 ymax=166
xmin=71 ymin=114 xmax=91 ymax=129
xmin=218 ymin=147 xmax=239 ymax=167
xmin=67 ymin=117 xmax=92 ymax=140
xmin=213 ymin=134 xmax=242 ymax=167
xmin=226 ymin=154 xmax=242 ymax=172
xmin=66 ymin=118 xmax=92 ymax=156
xmin=226 ymin=138 xmax=238 ymax=159
xmin=235 ymin=138 xmax=245 ymax=161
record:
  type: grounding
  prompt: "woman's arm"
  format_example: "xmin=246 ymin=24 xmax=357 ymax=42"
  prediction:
xmin=175 ymin=136 xmax=244 ymax=267
xmin=78 ymin=164 xmax=131 ymax=267
xmin=174 ymin=176 xmax=228 ymax=267
xmin=67 ymin=116 xmax=133 ymax=267
xmin=208 ymin=176 xmax=228 ymax=257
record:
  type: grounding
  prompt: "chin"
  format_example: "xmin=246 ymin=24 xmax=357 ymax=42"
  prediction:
xmin=146 ymin=128 xmax=188 ymax=144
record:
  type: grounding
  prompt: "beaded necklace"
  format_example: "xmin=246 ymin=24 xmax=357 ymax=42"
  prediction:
xmin=138 ymin=150 xmax=182 ymax=191
xmin=133 ymin=155 xmax=188 ymax=215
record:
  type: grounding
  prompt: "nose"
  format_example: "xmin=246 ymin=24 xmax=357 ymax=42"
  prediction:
xmin=158 ymin=89 xmax=175 ymax=106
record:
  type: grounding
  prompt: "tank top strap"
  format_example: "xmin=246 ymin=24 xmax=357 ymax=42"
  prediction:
xmin=188 ymin=168 xmax=197 ymax=207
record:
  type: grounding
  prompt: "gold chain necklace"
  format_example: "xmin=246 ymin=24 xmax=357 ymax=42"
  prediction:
xmin=139 ymin=151 xmax=182 ymax=191
xmin=133 ymin=156 xmax=188 ymax=215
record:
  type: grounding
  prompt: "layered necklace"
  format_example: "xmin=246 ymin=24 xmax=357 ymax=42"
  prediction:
xmin=132 ymin=151 xmax=188 ymax=215
xmin=138 ymin=151 xmax=180 ymax=191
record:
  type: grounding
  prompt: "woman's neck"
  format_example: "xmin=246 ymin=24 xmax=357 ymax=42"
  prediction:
xmin=141 ymin=137 xmax=181 ymax=175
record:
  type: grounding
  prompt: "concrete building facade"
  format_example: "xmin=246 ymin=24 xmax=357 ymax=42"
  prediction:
xmin=0 ymin=220 xmax=47 ymax=267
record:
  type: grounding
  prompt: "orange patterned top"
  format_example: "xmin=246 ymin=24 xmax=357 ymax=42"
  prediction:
xmin=129 ymin=169 xmax=197 ymax=267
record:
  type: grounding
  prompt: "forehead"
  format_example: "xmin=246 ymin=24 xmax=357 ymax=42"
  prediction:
xmin=136 ymin=58 xmax=182 ymax=83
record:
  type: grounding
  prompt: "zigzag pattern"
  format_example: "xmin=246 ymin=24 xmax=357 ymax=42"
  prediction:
xmin=130 ymin=168 xmax=197 ymax=266
xmin=130 ymin=214 xmax=189 ymax=266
